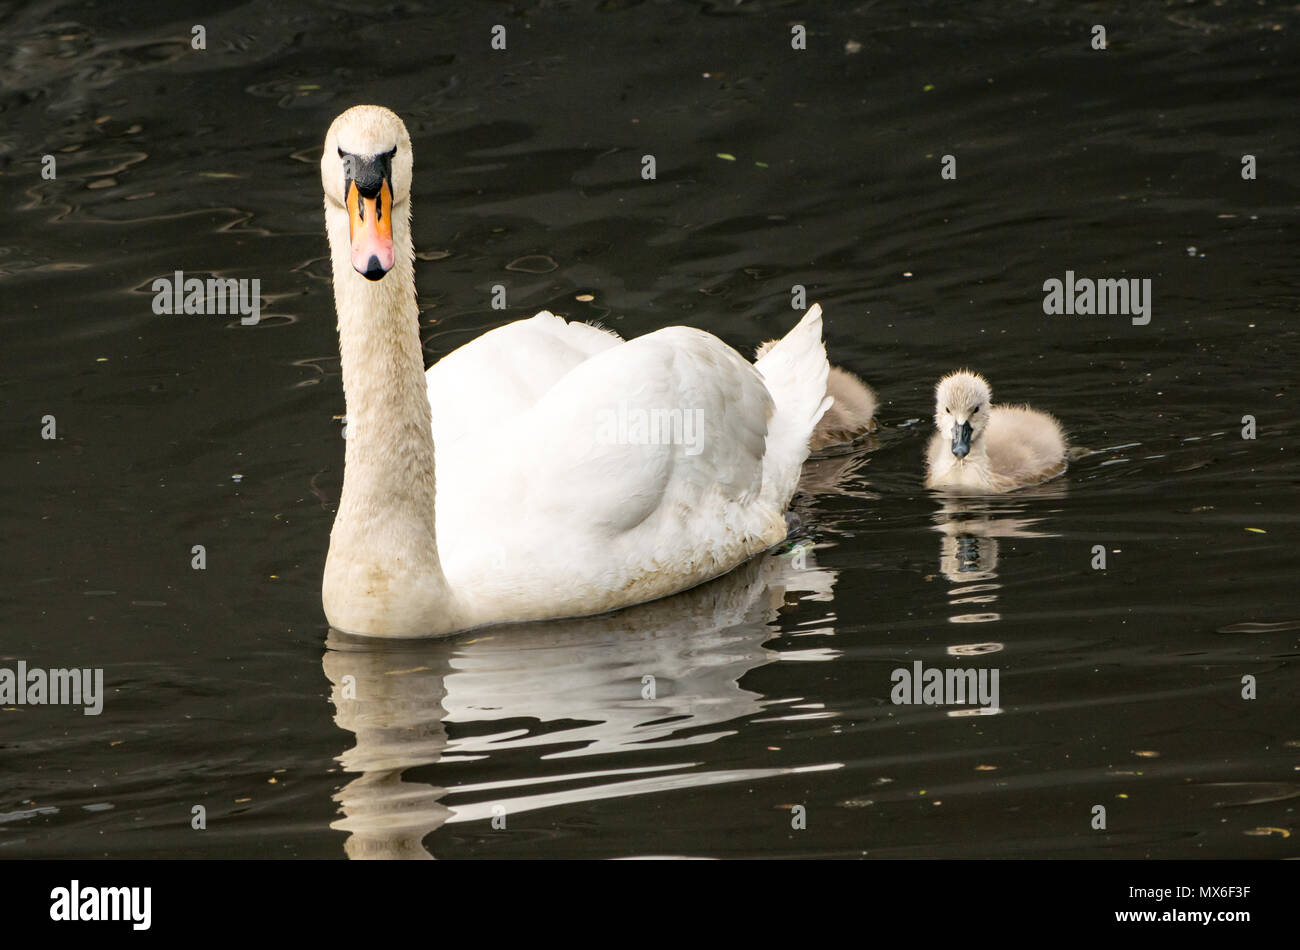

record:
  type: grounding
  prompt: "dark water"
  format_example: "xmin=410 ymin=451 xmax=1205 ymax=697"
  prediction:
xmin=2 ymin=1 xmax=1297 ymax=858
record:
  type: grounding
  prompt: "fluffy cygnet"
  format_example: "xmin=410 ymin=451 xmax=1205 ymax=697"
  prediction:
xmin=755 ymin=339 xmax=877 ymax=451
xmin=925 ymin=371 xmax=1066 ymax=493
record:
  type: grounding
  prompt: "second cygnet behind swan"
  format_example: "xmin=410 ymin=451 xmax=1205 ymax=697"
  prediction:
xmin=925 ymin=371 xmax=1066 ymax=493
xmin=755 ymin=338 xmax=877 ymax=450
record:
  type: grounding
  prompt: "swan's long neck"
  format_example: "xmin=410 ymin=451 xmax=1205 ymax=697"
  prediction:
xmin=332 ymin=213 xmax=428 ymax=510
xmin=323 ymin=202 xmax=465 ymax=637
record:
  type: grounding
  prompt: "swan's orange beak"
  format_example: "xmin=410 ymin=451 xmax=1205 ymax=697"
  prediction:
xmin=347 ymin=178 xmax=394 ymax=281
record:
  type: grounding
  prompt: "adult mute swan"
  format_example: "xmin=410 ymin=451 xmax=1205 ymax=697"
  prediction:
xmin=924 ymin=371 xmax=1067 ymax=493
xmin=320 ymin=105 xmax=838 ymax=638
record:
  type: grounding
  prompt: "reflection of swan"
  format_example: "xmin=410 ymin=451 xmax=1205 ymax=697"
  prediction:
xmin=323 ymin=548 xmax=840 ymax=858
xmin=795 ymin=450 xmax=879 ymax=497
xmin=319 ymin=105 xmax=845 ymax=638
xmin=925 ymin=371 xmax=1067 ymax=493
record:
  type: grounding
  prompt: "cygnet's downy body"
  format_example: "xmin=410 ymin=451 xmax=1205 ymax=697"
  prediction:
xmin=755 ymin=339 xmax=877 ymax=451
xmin=925 ymin=371 xmax=1066 ymax=493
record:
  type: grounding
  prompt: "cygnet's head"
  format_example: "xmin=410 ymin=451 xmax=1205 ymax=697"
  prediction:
xmin=321 ymin=105 xmax=413 ymax=281
xmin=934 ymin=371 xmax=992 ymax=459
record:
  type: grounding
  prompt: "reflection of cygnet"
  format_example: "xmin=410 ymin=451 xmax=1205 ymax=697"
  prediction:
xmin=938 ymin=533 xmax=1000 ymax=582
xmin=755 ymin=339 xmax=877 ymax=451
xmin=925 ymin=371 xmax=1066 ymax=493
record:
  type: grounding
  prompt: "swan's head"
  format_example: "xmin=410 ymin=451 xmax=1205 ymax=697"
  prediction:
xmin=321 ymin=105 xmax=413 ymax=281
xmin=934 ymin=371 xmax=991 ymax=459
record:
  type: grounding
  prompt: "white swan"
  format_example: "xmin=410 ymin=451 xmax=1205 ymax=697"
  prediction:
xmin=320 ymin=105 xmax=835 ymax=638
xmin=924 ymin=371 xmax=1067 ymax=493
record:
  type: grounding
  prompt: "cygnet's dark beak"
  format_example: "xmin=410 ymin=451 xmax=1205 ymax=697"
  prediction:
xmin=951 ymin=420 xmax=973 ymax=459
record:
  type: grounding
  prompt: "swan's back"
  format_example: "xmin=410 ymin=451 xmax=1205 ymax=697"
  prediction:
xmin=425 ymin=311 xmax=621 ymax=446
xmin=431 ymin=312 xmax=828 ymax=622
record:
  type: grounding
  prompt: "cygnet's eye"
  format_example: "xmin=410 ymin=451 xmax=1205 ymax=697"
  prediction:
xmin=972 ymin=406 xmax=980 ymax=414
xmin=945 ymin=406 xmax=951 ymax=414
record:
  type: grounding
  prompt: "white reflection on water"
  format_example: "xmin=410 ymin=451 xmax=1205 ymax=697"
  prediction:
xmin=930 ymin=486 xmax=1065 ymax=625
xmin=322 ymin=548 xmax=842 ymax=858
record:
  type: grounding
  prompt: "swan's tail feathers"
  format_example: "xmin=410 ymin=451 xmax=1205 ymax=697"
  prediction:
xmin=754 ymin=303 xmax=832 ymax=511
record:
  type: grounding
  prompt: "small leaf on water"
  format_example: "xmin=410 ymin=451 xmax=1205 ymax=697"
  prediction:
xmin=716 ymin=153 xmax=736 ymax=161
xmin=505 ymin=255 xmax=557 ymax=274
xmin=1245 ymin=826 xmax=1290 ymax=838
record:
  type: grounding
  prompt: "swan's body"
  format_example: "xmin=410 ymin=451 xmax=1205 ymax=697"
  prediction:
xmin=924 ymin=371 xmax=1066 ymax=493
xmin=320 ymin=106 xmax=834 ymax=638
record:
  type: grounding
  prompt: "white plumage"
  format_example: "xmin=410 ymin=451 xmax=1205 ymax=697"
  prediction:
xmin=319 ymin=106 xmax=837 ymax=638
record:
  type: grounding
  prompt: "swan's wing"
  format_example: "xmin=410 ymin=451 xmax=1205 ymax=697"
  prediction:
xmin=436 ymin=326 xmax=789 ymax=613
xmin=524 ymin=326 xmax=774 ymax=523
xmin=425 ymin=310 xmax=622 ymax=445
